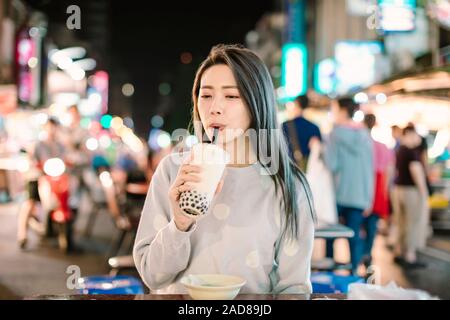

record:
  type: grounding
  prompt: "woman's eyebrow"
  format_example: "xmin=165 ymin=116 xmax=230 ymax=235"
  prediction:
xmin=200 ymin=85 xmax=238 ymax=89
xmin=222 ymin=85 xmax=238 ymax=89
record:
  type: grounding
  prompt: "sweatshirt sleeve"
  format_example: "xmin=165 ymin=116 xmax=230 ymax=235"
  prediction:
xmin=133 ymin=154 xmax=196 ymax=291
xmin=271 ymin=182 xmax=315 ymax=294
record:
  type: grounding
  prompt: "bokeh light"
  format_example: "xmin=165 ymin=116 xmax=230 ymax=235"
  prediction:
xmin=180 ymin=52 xmax=193 ymax=64
xmin=159 ymin=83 xmax=171 ymax=96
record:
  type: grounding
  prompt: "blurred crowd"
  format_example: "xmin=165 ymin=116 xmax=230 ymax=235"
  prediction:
xmin=10 ymin=104 xmax=170 ymax=254
xmin=282 ymin=94 xmax=442 ymax=276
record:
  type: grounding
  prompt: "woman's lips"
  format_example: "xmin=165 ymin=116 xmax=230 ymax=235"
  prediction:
xmin=208 ymin=125 xmax=225 ymax=131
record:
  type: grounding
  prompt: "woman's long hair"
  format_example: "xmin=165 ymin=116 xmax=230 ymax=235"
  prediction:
xmin=190 ymin=44 xmax=315 ymax=240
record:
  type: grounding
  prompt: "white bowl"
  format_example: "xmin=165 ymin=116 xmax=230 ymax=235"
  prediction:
xmin=181 ymin=274 xmax=246 ymax=300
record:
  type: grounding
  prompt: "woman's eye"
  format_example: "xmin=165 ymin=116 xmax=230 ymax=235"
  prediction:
xmin=226 ymin=95 xmax=240 ymax=99
xmin=200 ymin=95 xmax=211 ymax=99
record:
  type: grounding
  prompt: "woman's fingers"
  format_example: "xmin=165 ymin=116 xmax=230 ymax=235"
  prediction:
xmin=180 ymin=164 xmax=202 ymax=174
xmin=170 ymin=181 xmax=196 ymax=201
xmin=178 ymin=183 xmax=195 ymax=193
xmin=176 ymin=173 xmax=201 ymax=185
xmin=172 ymin=163 xmax=202 ymax=188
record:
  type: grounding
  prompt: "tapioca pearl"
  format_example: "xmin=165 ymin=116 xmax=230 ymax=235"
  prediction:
xmin=213 ymin=203 xmax=230 ymax=220
xmin=153 ymin=214 xmax=167 ymax=231
xmin=245 ymin=250 xmax=260 ymax=268
xmin=283 ymin=239 xmax=299 ymax=257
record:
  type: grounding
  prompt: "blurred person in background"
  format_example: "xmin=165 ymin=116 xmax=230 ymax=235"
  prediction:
xmin=387 ymin=124 xmax=403 ymax=249
xmin=323 ymin=97 xmax=374 ymax=275
xmin=361 ymin=114 xmax=394 ymax=269
xmin=62 ymin=105 xmax=90 ymax=151
xmin=282 ymin=94 xmax=322 ymax=172
xmin=115 ymin=146 xmax=139 ymax=193
xmin=124 ymin=140 xmax=151 ymax=210
xmin=17 ymin=118 xmax=69 ymax=249
xmin=406 ymin=122 xmax=433 ymax=197
xmin=407 ymin=122 xmax=428 ymax=166
xmin=391 ymin=126 xmax=429 ymax=268
xmin=61 ymin=105 xmax=91 ymax=224
xmin=391 ymin=125 xmax=402 ymax=151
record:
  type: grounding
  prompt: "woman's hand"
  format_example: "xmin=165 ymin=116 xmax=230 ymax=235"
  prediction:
xmin=168 ymin=155 xmax=203 ymax=232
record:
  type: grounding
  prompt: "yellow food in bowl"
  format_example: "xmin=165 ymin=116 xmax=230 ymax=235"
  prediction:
xmin=181 ymin=274 xmax=246 ymax=300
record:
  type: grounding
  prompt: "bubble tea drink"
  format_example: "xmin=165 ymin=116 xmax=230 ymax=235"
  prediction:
xmin=179 ymin=129 xmax=229 ymax=216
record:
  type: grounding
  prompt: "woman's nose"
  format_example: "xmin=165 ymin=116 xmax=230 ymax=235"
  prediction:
xmin=209 ymin=97 xmax=223 ymax=115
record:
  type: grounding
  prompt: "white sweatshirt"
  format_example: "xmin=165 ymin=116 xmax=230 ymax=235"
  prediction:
xmin=133 ymin=151 xmax=315 ymax=294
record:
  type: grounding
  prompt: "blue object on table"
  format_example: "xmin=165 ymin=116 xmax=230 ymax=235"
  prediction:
xmin=311 ymin=272 xmax=364 ymax=294
xmin=77 ymin=275 xmax=144 ymax=294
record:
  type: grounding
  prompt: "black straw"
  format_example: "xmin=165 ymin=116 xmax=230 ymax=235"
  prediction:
xmin=211 ymin=127 xmax=219 ymax=144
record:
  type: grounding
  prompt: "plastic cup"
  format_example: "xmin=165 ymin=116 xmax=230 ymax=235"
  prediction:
xmin=179 ymin=143 xmax=230 ymax=216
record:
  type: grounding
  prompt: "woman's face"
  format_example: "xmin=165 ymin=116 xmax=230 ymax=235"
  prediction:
xmin=197 ymin=64 xmax=252 ymax=145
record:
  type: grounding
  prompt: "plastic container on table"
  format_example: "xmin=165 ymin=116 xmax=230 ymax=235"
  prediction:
xmin=77 ymin=275 xmax=144 ymax=295
xmin=311 ymin=272 xmax=364 ymax=294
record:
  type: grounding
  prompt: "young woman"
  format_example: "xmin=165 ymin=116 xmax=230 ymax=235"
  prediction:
xmin=133 ymin=44 xmax=315 ymax=294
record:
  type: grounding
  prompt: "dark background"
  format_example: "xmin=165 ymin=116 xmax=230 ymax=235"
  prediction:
xmin=23 ymin=0 xmax=275 ymax=138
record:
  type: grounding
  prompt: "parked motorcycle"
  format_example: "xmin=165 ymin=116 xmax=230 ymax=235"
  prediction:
xmin=39 ymin=157 xmax=72 ymax=252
